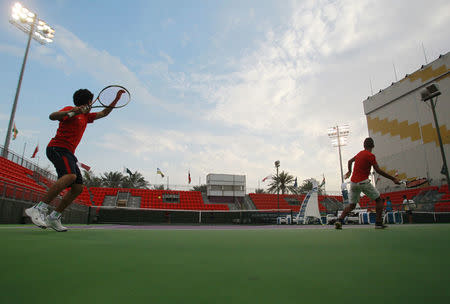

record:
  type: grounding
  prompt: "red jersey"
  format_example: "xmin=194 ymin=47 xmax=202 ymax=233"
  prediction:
xmin=351 ymin=150 xmax=377 ymax=183
xmin=48 ymin=106 xmax=97 ymax=154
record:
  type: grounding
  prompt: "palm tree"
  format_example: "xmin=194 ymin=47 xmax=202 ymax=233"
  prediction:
xmin=267 ymin=171 xmax=298 ymax=194
xmin=121 ymin=171 xmax=149 ymax=189
xmin=255 ymin=188 xmax=265 ymax=193
xmin=299 ymin=178 xmax=325 ymax=195
xmin=101 ymin=171 xmax=124 ymax=188
xmin=82 ymin=170 xmax=102 ymax=187
xmin=152 ymin=184 xmax=165 ymax=190
xmin=191 ymin=184 xmax=207 ymax=193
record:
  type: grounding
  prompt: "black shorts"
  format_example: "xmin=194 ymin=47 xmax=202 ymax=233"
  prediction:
xmin=46 ymin=146 xmax=83 ymax=185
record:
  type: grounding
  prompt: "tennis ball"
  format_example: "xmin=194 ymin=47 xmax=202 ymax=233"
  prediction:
xmin=158 ymin=196 xmax=161 ymax=199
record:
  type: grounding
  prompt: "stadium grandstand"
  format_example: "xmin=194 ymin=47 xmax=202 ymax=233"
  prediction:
xmin=1 ymin=141 xmax=449 ymax=225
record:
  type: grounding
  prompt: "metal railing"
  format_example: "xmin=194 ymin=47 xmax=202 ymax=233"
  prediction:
xmin=0 ymin=145 xmax=56 ymax=181
xmin=0 ymin=179 xmax=45 ymax=202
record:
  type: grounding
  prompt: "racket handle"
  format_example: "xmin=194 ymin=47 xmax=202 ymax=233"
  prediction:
xmin=67 ymin=112 xmax=75 ymax=118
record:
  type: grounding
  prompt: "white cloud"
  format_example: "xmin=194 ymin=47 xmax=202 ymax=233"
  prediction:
xmin=50 ymin=25 xmax=178 ymax=112
xmin=153 ymin=0 xmax=450 ymax=190
xmin=95 ymin=125 xmax=312 ymax=188
xmin=159 ymin=51 xmax=174 ymax=64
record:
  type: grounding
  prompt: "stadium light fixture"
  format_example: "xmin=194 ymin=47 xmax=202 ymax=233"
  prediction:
xmin=3 ymin=3 xmax=55 ymax=157
xmin=327 ymin=124 xmax=350 ymax=183
xmin=274 ymin=160 xmax=280 ymax=218
xmin=420 ymin=83 xmax=449 ymax=186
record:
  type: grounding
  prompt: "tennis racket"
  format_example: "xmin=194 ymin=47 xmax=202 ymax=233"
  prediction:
xmin=67 ymin=85 xmax=131 ymax=118
xmin=89 ymin=85 xmax=131 ymax=109
xmin=400 ymin=178 xmax=428 ymax=188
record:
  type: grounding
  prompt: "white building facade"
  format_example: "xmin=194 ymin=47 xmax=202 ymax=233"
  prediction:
xmin=363 ymin=52 xmax=449 ymax=192
xmin=206 ymin=174 xmax=246 ymax=197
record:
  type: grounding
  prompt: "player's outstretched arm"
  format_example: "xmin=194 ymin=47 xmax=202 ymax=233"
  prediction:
xmin=344 ymin=157 xmax=355 ymax=179
xmin=373 ymin=164 xmax=400 ymax=184
xmin=94 ymin=96 xmax=121 ymax=120
xmin=94 ymin=106 xmax=114 ymax=120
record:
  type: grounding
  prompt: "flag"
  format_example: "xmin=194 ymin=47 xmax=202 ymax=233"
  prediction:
xmin=31 ymin=145 xmax=39 ymax=158
xmin=12 ymin=123 xmax=18 ymax=140
xmin=126 ymin=168 xmax=133 ymax=176
xmin=188 ymin=170 xmax=191 ymax=184
xmin=293 ymin=177 xmax=298 ymax=188
xmin=319 ymin=175 xmax=325 ymax=187
xmin=157 ymin=168 xmax=165 ymax=178
xmin=78 ymin=162 xmax=91 ymax=171
xmin=262 ymin=175 xmax=271 ymax=182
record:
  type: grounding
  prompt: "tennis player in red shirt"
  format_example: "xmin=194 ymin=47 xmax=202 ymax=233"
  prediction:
xmin=25 ymin=89 xmax=117 ymax=231
xmin=335 ymin=137 xmax=400 ymax=229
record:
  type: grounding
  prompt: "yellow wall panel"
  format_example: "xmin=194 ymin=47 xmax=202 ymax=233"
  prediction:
xmin=400 ymin=64 xmax=448 ymax=83
xmin=367 ymin=116 xmax=422 ymax=142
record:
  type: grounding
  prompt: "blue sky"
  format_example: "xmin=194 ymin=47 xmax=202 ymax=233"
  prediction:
xmin=1 ymin=0 xmax=449 ymax=193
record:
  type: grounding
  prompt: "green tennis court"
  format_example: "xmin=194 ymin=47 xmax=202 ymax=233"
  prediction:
xmin=1 ymin=224 xmax=449 ymax=304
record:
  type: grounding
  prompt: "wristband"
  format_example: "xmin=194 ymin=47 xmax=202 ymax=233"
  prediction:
xmin=67 ymin=112 xmax=75 ymax=118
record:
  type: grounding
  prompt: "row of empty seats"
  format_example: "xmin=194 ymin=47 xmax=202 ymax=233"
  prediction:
xmin=249 ymin=193 xmax=327 ymax=212
xmin=435 ymin=184 xmax=450 ymax=211
xmin=86 ymin=187 xmax=229 ymax=210
xmin=0 ymin=157 xmax=46 ymax=192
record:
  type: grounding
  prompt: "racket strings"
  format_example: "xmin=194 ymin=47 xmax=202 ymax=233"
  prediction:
xmin=98 ymin=86 xmax=130 ymax=108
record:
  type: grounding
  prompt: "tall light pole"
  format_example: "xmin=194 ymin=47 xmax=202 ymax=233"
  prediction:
xmin=274 ymin=160 xmax=280 ymax=218
xmin=328 ymin=124 xmax=350 ymax=183
xmin=3 ymin=3 xmax=55 ymax=157
xmin=420 ymin=83 xmax=450 ymax=186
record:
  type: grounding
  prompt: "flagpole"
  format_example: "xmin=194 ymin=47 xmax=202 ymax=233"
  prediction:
xmin=21 ymin=142 xmax=26 ymax=166
xmin=323 ymin=174 xmax=326 ymax=195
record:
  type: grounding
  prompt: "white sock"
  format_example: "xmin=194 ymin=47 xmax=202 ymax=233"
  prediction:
xmin=36 ymin=202 xmax=49 ymax=210
xmin=50 ymin=211 xmax=61 ymax=219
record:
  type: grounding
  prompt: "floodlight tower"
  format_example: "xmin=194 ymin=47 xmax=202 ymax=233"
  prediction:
xmin=274 ymin=160 xmax=280 ymax=217
xmin=420 ymin=83 xmax=450 ymax=186
xmin=3 ymin=3 xmax=55 ymax=157
xmin=327 ymin=124 xmax=350 ymax=183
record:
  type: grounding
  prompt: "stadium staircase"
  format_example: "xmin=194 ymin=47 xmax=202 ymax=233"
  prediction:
xmin=242 ymin=195 xmax=256 ymax=210
xmin=116 ymin=191 xmax=130 ymax=207
xmin=318 ymin=195 xmax=343 ymax=213
xmin=207 ymin=196 xmax=243 ymax=210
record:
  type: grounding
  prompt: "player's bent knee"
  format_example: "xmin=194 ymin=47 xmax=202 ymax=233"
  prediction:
xmin=66 ymin=174 xmax=77 ymax=182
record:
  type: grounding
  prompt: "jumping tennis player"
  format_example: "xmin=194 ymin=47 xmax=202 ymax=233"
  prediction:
xmin=25 ymin=89 xmax=117 ymax=232
xmin=335 ymin=137 xmax=400 ymax=229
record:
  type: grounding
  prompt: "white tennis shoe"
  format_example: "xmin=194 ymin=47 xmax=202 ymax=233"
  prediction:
xmin=46 ymin=214 xmax=68 ymax=232
xmin=25 ymin=205 xmax=48 ymax=229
